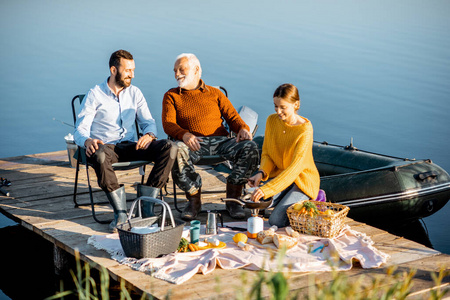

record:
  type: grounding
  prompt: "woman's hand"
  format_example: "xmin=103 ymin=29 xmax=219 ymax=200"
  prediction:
xmin=251 ymin=188 xmax=264 ymax=202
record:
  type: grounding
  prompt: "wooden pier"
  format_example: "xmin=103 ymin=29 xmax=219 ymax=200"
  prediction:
xmin=0 ymin=150 xmax=449 ymax=299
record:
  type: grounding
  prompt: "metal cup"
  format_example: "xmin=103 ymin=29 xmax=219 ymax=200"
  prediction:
xmin=205 ymin=211 xmax=222 ymax=235
xmin=206 ymin=211 xmax=217 ymax=235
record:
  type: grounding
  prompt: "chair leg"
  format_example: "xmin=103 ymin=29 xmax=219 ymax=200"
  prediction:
xmin=171 ymin=181 xmax=227 ymax=216
xmin=173 ymin=180 xmax=182 ymax=213
xmin=163 ymin=184 xmax=169 ymax=195
xmin=140 ymin=165 xmax=145 ymax=184
xmin=73 ymin=158 xmax=81 ymax=208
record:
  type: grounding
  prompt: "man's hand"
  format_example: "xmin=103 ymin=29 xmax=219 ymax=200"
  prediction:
xmin=182 ymin=132 xmax=203 ymax=152
xmin=85 ymin=138 xmax=104 ymax=157
xmin=247 ymin=172 xmax=263 ymax=188
xmin=236 ymin=128 xmax=252 ymax=142
xmin=136 ymin=133 xmax=156 ymax=150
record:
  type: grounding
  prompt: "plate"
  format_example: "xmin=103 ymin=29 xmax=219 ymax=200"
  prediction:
xmin=197 ymin=241 xmax=227 ymax=250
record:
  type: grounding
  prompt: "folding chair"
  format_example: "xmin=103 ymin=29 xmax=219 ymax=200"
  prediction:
xmin=71 ymin=94 xmax=153 ymax=224
xmin=171 ymin=87 xmax=259 ymax=213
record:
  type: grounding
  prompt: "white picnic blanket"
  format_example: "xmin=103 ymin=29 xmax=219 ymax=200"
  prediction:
xmin=87 ymin=222 xmax=389 ymax=285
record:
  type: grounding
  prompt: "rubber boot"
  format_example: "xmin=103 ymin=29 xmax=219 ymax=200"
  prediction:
xmin=226 ymin=182 xmax=246 ymax=219
xmin=106 ymin=186 xmax=128 ymax=233
xmin=181 ymin=188 xmax=202 ymax=221
xmin=137 ymin=184 xmax=160 ymax=218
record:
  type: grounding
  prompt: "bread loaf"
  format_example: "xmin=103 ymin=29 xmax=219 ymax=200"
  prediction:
xmin=273 ymin=233 xmax=298 ymax=249
xmin=256 ymin=229 xmax=275 ymax=244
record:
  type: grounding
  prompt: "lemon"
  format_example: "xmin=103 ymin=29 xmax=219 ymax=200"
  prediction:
xmin=322 ymin=209 xmax=334 ymax=219
xmin=233 ymin=233 xmax=248 ymax=244
xmin=293 ymin=202 xmax=303 ymax=211
xmin=325 ymin=209 xmax=334 ymax=215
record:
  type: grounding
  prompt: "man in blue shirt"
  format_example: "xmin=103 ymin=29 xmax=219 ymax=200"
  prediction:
xmin=74 ymin=50 xmax=176 ymax=232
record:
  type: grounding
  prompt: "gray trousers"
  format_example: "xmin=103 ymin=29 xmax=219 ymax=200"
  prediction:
xmin=172 ymin=136 xmax=259 ymax=195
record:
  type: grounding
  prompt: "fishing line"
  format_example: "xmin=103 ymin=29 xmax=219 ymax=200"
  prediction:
xmin=53 ymin=118 xmax=75 ymax=128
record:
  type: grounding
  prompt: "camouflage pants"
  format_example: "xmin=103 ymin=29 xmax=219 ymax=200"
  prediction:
xmin=172 ymin=136 xmax=259 ymax=195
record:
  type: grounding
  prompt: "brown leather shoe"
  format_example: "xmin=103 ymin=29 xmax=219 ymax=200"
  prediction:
xmin=226 ymin=183 xmax=246 ymax=219
xmin=181 ymin=189 xmax=202 ymax=221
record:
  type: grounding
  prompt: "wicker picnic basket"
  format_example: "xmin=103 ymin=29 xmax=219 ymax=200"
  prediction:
xmin=286 ymin=200 xmax=350 ymax=238
xmin=117 ymin=197 xmax=185 ymax=259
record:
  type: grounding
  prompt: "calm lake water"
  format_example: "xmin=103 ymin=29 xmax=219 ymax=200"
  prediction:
xmin=1 ymin=0 xmax=450 ymax=298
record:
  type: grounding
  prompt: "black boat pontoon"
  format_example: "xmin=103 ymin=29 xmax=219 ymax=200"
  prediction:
xmin=313 ymin=141 xmax=450 ymax=222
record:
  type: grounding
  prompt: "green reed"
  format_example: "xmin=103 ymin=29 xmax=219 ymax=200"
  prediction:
xmin=45 ymin=250 xmax=150 ymax=300
xmin=46 ymin=248 xmax=448 ymax=300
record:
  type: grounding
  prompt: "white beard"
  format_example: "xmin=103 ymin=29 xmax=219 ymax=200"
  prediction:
xmin=177 ymin=71 xmax=196 ymax=88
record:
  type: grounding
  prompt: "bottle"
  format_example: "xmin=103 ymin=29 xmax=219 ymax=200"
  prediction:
xmin=247 ymin=214 xmax=263 ymax=239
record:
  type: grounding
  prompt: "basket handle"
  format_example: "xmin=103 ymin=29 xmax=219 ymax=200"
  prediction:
xmin=128 ymin=196 xmax=176 ymax=231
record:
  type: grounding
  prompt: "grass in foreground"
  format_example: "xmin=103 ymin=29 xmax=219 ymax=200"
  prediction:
xmin=46 ymin=249 xmax=449 ymax=300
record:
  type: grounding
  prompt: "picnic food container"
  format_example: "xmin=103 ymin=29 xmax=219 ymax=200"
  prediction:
xmin=286 ymin=200 xmax=349 ymax=238
xmin=117 ymin=197 xmax=185 ymax=258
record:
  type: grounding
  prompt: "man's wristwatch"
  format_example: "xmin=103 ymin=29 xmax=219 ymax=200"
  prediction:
xmin=146 ymin=132 xmax=157 ymax=139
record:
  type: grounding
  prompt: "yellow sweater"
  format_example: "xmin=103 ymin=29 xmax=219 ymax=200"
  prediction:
xmin=259 ymin=114 xmax=320 ymax=200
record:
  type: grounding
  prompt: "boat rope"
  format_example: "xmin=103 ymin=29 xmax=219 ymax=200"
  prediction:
xmin=314 ymin=140 xmax=419 ymax=161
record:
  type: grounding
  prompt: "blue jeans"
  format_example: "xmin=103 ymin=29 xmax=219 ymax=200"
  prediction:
xmin=268 ymin=183 xmax=310 ymax=228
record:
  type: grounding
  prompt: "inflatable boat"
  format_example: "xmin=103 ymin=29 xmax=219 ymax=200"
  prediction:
xmin=253 ymin=137 xmax=450 ymax=223
xmin=314 ymin=141 xmax=450 ymax=222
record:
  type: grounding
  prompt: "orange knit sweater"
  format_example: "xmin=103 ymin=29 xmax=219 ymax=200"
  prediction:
xmin=259 ymin=114 xmax=320 ymax=200
xmin=162 ymin=80 xmax=249 ymax=140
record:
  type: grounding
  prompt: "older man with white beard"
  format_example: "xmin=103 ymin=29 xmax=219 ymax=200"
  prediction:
xmin=162 ymin=53 xmax=259 ymax=221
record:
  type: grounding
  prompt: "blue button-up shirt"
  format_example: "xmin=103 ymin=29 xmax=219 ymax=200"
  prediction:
xmin=74 ymin=78 xmax=157 ymax=147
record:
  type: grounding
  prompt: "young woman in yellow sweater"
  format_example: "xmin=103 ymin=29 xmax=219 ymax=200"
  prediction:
xmin=248 ymin=83 xmax=320 ymax=227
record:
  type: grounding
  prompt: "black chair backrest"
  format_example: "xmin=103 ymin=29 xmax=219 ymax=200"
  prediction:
xmin=215 ymin=86 xmax=228 ymax=97
xmin=71 ymin=94 xmax=85 ymax=125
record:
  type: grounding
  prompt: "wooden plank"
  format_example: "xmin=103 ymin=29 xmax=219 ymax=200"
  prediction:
xmin=0 ymin=150 xmax=68 ymax=170
xmin=1 ymin=172 xmax=143 ymax=200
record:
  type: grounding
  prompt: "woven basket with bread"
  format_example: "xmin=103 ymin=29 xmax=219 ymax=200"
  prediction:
xmin=286 ymin=200 xmax=349 ymax=238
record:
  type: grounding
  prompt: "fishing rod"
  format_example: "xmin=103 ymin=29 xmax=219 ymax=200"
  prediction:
xmin=53 ymin=118 xmax=75 ymax=128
